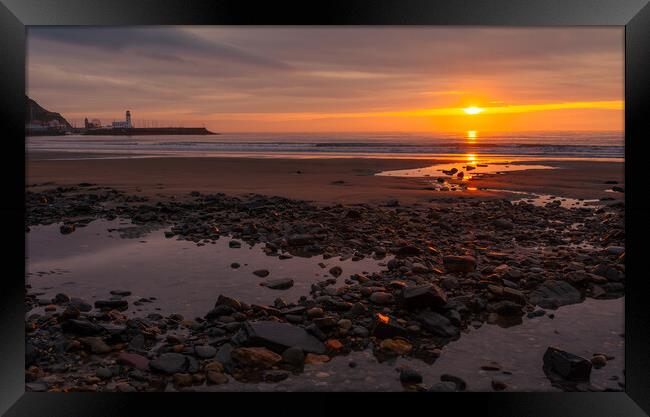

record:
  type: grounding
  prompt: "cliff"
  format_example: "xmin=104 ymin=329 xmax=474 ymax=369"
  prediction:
xmin=25 ymin=96 xmax=72 ymax=129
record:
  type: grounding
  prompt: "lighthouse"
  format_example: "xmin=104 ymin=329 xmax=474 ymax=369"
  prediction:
xmin=125 ymin=110 xmax=132 ymax=128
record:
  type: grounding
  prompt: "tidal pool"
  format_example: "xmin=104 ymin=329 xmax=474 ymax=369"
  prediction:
xmin=193 ymin=297 xmax=624 ymax=392
xmin=26 ymin=219 xmax=390 ymax=318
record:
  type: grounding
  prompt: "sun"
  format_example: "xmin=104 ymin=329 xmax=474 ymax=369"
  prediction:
xmin=463 ymin=106 xmax=484 ymax=115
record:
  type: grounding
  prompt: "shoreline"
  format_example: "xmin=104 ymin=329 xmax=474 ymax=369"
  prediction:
xmin=27 ymin=153 xmax=624 ymax=204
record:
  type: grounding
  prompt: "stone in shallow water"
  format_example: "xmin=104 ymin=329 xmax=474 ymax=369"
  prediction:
xmin=416 ymin=311 xmax=459 ymax=338
xmin=237 ymin=321 xmax=326 ymax=354
xmin=529 ymin=281 xmax=582 ymax=309
xmin=400 ymin=368 xmax=423 ymax=384
xmin=261 ymin=278 xmax=294 ymax=290
xmin=543 ymin=347 xmax=592 ymax=381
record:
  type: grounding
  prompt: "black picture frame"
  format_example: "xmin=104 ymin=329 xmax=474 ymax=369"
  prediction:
xmin=1 ymin=0 xmax=649 ymax=415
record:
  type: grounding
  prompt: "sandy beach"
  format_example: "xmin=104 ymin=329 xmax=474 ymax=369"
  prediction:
xmin=27 ymin=153 xmax=624 ymax=204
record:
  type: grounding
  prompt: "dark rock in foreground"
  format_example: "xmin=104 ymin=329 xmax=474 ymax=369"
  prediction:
xmin=443 ymin=255 xmax=476 ymax=273
xmin=235 ymin=321 xmax=326 ymax=354
xmin=543 ymin=347 xmax=592 ymax=381
xmin=416 ymin=311 xmax=459 ymax=338
xmin=401 ymin=284 xmax=447 ymax=310
xmin=261 ymin=278 xmax=294 ymax=290
xmin=530 ymin=281 xmax=582 ymax=309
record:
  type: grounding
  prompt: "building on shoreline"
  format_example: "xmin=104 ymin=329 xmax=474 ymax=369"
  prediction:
xmin=111 ymin=110 xmax=132 ymax=128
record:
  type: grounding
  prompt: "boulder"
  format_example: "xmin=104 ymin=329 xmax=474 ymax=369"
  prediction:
xmin=416 ymin=311 xmax=459 ymax=338
xmin=61 ymin=319 xmax=104 ymax=336
xmin=443 ymin=255 xmax=477 ymax=273
xmin=237 ymin=321 xmax=325 ymax=354
xmin=543 ymin=347 xmax=592 ymax=381
xmin=530 ymin=281 xmax=582 ymax=309
xmin=401 ymin=284 xmax=447 ymax=310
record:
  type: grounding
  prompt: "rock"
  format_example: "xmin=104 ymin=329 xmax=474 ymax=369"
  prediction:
xmin=282 ymin=347 xmax=305 ymax=368
xmin=440 ymin=276 xmax=459 ymax=290
xmin=206 ymin=371 xmax=229 ymax=384
xmin=149 ymin=353 xmax=195 ymax=374
xmin=195 ymin=345 xmax=217 ymax=359
xmin=369 ymin=292 xmax=393 ymax=305
xmin=231 ymin=347 xmax=282 ymax=369
xmin=328 ymin=266 xmax=343 ymax=277
xmin=338 ymin=319 xmax=352 ymax=330
xmin=229 ymin=240 xmax=241 ymax=248
xmin=117 ymin=352 xmax=149 ymax=370
xmin=325 ymin=339 xmax=343 ymax=351
xmin=204 ymin=361 xmax=225 ymax=373
xmin=261 ymin=278 xmax=294 ymax=290
xmin=238 ymin=321 xmax=326 ymax=354
xmin=591 ymin=354 xmax=608 ymax=368
xmin=379 ymin=338 xmax=412 ymax=356
xmin=96 ymin=367 xmax=112 ymax=380
xmin=287 ymin=234 xmax=314 ymax=246
xmin=400 ymin=368 xmax=423 ymax=384
xmin=543 ymin=347 xmax=592 ymax=381
xmin=304 ymin=353 xmax=330 ymax=364
xmin=491 ymin=378 xmax=508 ymax=391
xmin=372 ymin=319 xmax=408 ymax=339
xmin=530 ymin=281 xmax=582 ymax=309
xmin=61 ymin=319 xmax=103 ymax=336
xmin=79 ymin=337 xmax=112 ymax=354
xmin=401 ymin=284 xmax=447 ymax=310
xmin=67 ymin=298 xmax=92 ymax=312
xmin=60 ymin=223 xmax=76 ymax=234
xmin=491 ymin=301 xmax=524 ymax=316
xmin=53 ymin=293 xmax=70 ymax=304
xmin=606 ymin=246 xmax=624 ymax=256
xmin=396 ymin=245 xmax=421 ymax=257
xmin=94 ymin=299 xmax=128 ymax=310
xmin=493 ymin=218 xmax=514 ymax=230
xmin=443 ymin=255 xmax=477 ymax=273
xmin=231 ymin=262 xmax=240 ymax=269
xmin=109 ymin=290 xmax=131 ymax=296
xmin=427 ymin=381 xmax=458 ymax=392
xmin=173 ymin=373 xmax=193 ymax=387
xmin=253 ymin=269 xmax=270 ymax=278
xmin=307 ymin=307 xmax=324 ymax=318
xmin=440 ymin=374 xmax=467 ymax=391
xmin=215 ymin=294 xmax=242 ymax=311
xmin=416 ymin=311 xmax=459 ymax=338
xmin=263 ymin=370 xmax=290 ymax=382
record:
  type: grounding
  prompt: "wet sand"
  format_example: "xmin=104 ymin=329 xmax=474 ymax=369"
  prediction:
xmin=27 ymin=152 xmax=624 ymax=204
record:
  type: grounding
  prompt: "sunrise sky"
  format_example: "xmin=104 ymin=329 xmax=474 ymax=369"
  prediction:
xmin=27 ymin=27 xmax=624 ymax=132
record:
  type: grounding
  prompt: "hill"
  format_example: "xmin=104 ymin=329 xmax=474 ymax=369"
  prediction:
xmin=26 ymin=96 xmax=72 ymax=129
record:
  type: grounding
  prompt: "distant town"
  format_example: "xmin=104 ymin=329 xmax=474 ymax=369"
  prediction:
xmin=25 ymin=96 xmax=216 ymax=136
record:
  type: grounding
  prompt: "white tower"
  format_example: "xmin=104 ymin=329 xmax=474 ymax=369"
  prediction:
xmin=125 ymin=110 xmax=132 ymax=128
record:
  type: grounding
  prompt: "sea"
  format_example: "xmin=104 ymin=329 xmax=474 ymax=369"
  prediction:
xmin=26 ymin=131 xmax=624 ymax=160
